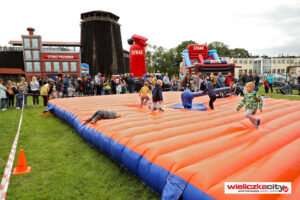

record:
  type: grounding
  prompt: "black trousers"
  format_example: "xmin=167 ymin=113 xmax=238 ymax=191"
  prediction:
xmin=209 ymin=95 xmax=217 ymax=110
xmin=265 ymin=86 xmax=269 ymax=93
xmin=42 ymin=96 xmax=48 ymax=107
xmin=32 ymin=91 xmax=39 ymax=105
xmin=8 ymin=95 xmax=14 ymax=107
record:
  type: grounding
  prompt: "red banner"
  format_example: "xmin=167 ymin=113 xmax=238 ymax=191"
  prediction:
xmin=43 ymin=54 xmax=78 ymax=60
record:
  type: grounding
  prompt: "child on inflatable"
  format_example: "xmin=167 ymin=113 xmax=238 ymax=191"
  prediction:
xmin=139 ymin=82 xmax=151 ymax=108
xmin=83 ymin=110 xmax=121 ymax=125
xmin=237 ymin=82 xmax=263 ymax=128
xmin=150 ymin=80 xmax=164 ymax=112
xmin=202 ymin=81 xmax=216 ymax=110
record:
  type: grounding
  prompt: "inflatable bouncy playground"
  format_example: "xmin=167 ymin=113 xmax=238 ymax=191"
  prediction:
xmin=182 ymin=44 xmax=235 ymax=76
xmin=48 ymin=93 xmax=300 ymax=200
xmin=47 ymin=36 xmax=300 ymax=200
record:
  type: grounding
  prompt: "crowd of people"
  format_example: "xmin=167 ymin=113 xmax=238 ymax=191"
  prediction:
xmin=0 ymin=70 xmax=300 ymax=111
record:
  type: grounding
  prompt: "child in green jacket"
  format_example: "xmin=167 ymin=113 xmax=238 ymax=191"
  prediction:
xmin=237 ymin=82 xmax=263 ymax=128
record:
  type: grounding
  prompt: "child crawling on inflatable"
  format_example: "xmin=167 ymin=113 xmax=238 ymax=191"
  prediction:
xmin=83 ymin=110 xmax=121 ymax=125
xmin=237 ymin=82 xmax=263 ymax=128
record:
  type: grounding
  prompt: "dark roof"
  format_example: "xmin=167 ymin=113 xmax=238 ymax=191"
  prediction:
xmin=8 ymin=40 xmax=81 ymax=47
xmin=81 ymin=10 xmax=119 ymax=21
xmin=0 ymin=68 xmax=25 ymax=74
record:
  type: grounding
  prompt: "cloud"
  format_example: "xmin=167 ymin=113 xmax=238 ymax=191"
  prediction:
xmin=249 ymin=5 xmax=300 ymax=56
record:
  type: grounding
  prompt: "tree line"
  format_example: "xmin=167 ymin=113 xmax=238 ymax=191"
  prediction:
xmin=146 ymin=41 xmax=250 ymax=75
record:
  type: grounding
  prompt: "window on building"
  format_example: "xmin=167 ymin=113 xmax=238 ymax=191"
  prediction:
xmin=45 ymin=62 xmax=52 ymax=72
xmin=34 ymin=62 xmax=40 ymax=72
xmin=254 ymin=70 xmax=257 ymax=73
xmin=277 ymin=69 xmax=280 ymax=73
xmin=244 ymin=69 xmax=248 ymax=73
xmin=287 ymin=60 xmax=290 ymax=64
xmin=54 ymin=62 xmax=60 ymax=72
xmin=244 ymin=60 xmax=247 ymax=64
xmin=26 ymin=62 xmax=32 ymax=72
xmin=291 ymin=60 xmax=294 ymax=64
xmin=71 ymin=62 xmax=77 ymax=72
xmin=272 ymin=69 xmax=276 ymax=73
xmin=233 ymin=60 xmax=237 ymax=64
xmin=25 ymin=50 xmax=31 ymax=60
xmin=24 ymin=38 xmax=31 ymax=48
xmin=278 ymin=60 xmax=281 ymax=64
xmin=249 ymin=69 xmax=252 ymax=73
xmin=282 ymin=60 xmax=285 ymax=64
xmin=32 ymin=39 xmax=39 ymax=48
xmin=33 ymin=50 xmax=39 ymax=60
xmin=239 ymin=60 xmax=243 ymax=64
xmin=281 ymin=69 xmax=285 ymax=73
xmin=63 ymin=62 xmax=69 ymax=72
xmin=249 ymin=60 xmax=252 ymax=64
xmin=273 ymin=60 xmax=276 ymax=64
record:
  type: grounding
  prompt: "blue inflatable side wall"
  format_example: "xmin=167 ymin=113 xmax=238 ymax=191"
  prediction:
xmin=47 ymin=102 xmax=215 ymax=200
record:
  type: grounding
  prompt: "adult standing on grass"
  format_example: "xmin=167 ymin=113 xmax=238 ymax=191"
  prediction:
xmin=55 ymin=77 xmax=63 ymax=98
xmin=163 ymin=73 xmax=170 ymax=91
xmin=246 ymin=72 xmax=254 ymax=83
xmin=30 ymin=76 xmax=40 ymax=107
xmin=238 ymin=71 xmax=245 ymax=86
xmin=254 ymin=73 xmax=260 ymax=92
xmin=0 ymin=79 xmax=7 ymax=111
xmin=298 ymin=71 xmax=300 ymax=95
xmin=6 ymin=80 xmax=15 ymax=108
xmin=225 ymin=72 xmax=234 ymax=86
xmin=19 ymin=77 xmax=28 ymax=107
xmin=286 ymin=73 xmax=294 ymax=95
xmin=267 ymin=73 xmax=274 ymax=94
xmin=40 ymin=82 xmax=54 ymax=107
xmin=216 ymin=72 xmax=224 ymax=88
xmin=193 ymin=74 xmax=201 ymax=92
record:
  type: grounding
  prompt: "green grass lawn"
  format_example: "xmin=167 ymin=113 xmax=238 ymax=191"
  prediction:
xmin=0 ymin=96 xmax=159 ymax=200
xmin=258 ymin=86 xmax=300 ymax=101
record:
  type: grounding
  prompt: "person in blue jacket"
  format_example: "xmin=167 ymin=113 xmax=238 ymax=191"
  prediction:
xmin=150 ymin=80 xmax=164 ymax=111
xmin=267 ymin=73 xmax=274 ymax=94
xmin=203 ymin=81 xmax=217 ymax=110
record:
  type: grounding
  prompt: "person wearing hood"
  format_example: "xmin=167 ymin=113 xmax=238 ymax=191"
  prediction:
xmin=203 ymin=81 xmax=217 ymax=110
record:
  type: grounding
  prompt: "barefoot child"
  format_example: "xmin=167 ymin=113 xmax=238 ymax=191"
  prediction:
xmin=84 ymin=110 xmax=121 ymax=125
xmin=237 ymin=82 xmax=263 ymax=128
xmin=139 ymin=82 xmax=151 ymax=108
xmin=151 ymin=80 xmax=164 ymax=111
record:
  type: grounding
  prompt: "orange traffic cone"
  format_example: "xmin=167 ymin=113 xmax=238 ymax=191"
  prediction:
xmin=34 ymin=111 xmax=49 ymax=118
xmin=12 ymin=149 xmax=31 ymax=175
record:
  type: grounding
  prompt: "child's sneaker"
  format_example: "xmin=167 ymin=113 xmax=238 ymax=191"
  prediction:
xmin=16 ymin=107 xmax=20 ymax=110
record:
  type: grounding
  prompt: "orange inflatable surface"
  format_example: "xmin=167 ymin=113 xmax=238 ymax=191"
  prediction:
xmin=49 ymin=92 xmax=300 ymax=200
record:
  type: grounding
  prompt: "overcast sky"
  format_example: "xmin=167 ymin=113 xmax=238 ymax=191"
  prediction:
xmin=0 ymin=0 xmax=299 ymax=56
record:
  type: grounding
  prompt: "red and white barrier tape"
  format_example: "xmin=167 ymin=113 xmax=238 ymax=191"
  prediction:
xmin=0 ymin=97 xmax=24 ymax=200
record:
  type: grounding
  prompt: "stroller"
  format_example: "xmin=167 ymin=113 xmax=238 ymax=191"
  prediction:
xmin=275 ymin=82 xmax=289 ymax=95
